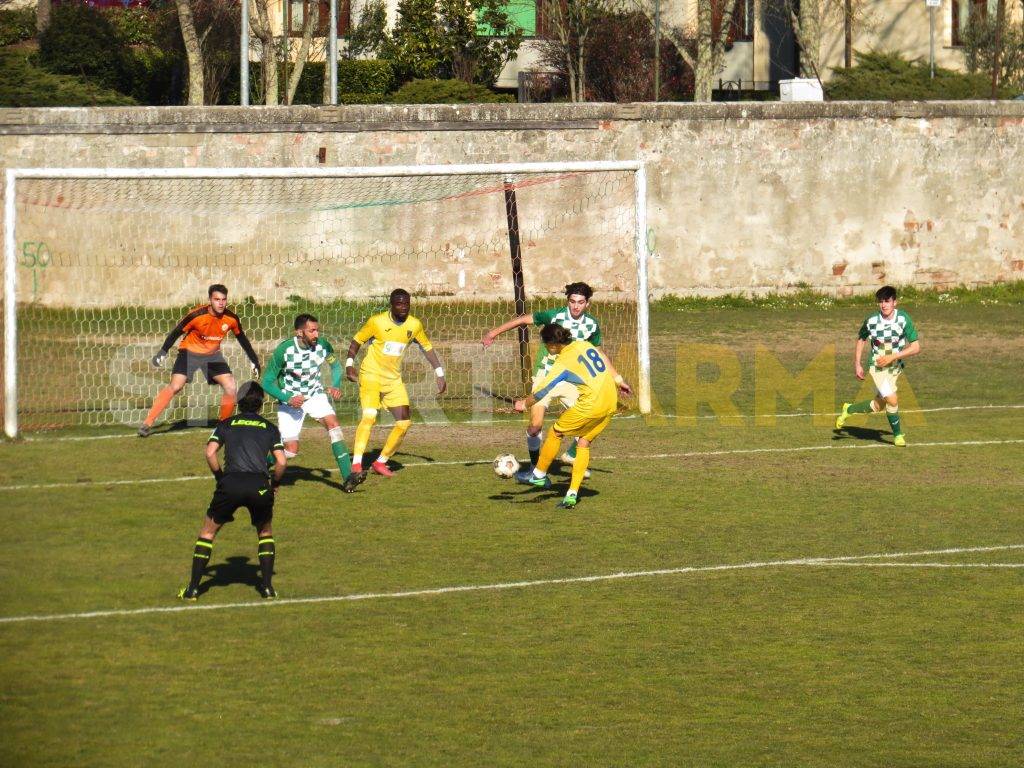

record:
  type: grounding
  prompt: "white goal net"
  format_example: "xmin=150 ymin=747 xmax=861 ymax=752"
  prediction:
xmin=3 ymin=163 xmax=650 ymax=436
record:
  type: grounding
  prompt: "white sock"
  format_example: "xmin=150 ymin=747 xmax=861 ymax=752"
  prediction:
xmin=353 ymin=454 xmax=363 ymax=465
xmin=377 ymin=453 xmax=390 ymax=464
xmin=532 ymin=467 xmax=546 ymax=479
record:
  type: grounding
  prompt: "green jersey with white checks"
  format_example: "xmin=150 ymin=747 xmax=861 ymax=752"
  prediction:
xmin=858 ymin=309 xmax=918 ymax=372
xmin=531 ymin=307 xmax=602 ymax=375
xmin=261 ymin=337 xmax=342 ymax=404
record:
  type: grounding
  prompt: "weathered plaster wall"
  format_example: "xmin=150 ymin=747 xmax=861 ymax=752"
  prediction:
xmin=2 ymin=101 xmax=1023 ymax=305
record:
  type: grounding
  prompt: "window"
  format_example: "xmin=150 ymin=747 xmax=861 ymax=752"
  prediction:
xmin=951 ymin=0 xmax=990 ymax=47
xmin=288 ymin=0 xmax=351 ymax=36
xmin=713 ymin=0 xmax=755 ymax=44
xmin=729 ymin=0 xmax=755 ymax=43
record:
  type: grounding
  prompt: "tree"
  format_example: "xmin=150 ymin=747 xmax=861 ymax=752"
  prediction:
xmin=536 ymin=0 xmax=602 ymax=102
xmin=766 ymin=0 xmax=873 ymax=82
xmin=537 ymin=4 xmax=693 ymax=101
xmin=626 ymin=0 xmax=739 ymax=101
xmin=284 ymin=0 xmax=319 ymax=104
xmin=173 ymin=0 xmax=242 ymax=105
xmin=385 ymin=0 xmax=523 ymax=86
xmin=960 ymin=0 xmax=1024 ymax=97
xmin=174 ymin=0 xmax=204 ymax=104
xmin=36 ymin=0 xmax=50 ymax=33
xmin=348 ymin=0 xmax=389 ymax=58
xmin=250 ymin=0 xmax=280 ymax=104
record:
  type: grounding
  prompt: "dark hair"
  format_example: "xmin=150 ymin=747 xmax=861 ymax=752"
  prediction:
xmin=875 ymin=285 xmax=898 ymax=302
xmin=564 ymin=282 xmax=593 ymax=301
xmin=236 ymin=381 xmax=265 ymax=413
xmin=390 ymin=288 xmax=411 ymax=303
xmin=294 ymin=313 xmax=318 ymax=330
xmin=208 ymin=284 xmax=228 ymax=298
xmin=540 ymin=324 xmax=572 ymax=346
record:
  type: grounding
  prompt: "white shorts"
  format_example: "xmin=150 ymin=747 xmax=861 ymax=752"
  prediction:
xmin=870 ymin=366 xmax=902 ymax=398
xmin=532 ymin=369 xmax=580 ymax=410
xmin=276 ymin=392 xmax=336 ymax=442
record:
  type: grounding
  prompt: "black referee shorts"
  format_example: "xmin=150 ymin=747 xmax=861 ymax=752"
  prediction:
xmin=206 ymin=473 xmax=274 ymax=527
xmin=172 ymin=350 xmax=232 ymax=384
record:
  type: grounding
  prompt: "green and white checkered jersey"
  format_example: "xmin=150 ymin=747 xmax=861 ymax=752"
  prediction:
xmin=531 ymin=307 xmax=602 ymax=375
xmin=266 ymin=337 xmax=337 ymax=398
xmin=858 ymin=309 xmax=918 ymax=371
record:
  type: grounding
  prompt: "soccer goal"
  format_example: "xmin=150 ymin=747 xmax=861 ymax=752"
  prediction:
xmin=3 ymin=162 xmax=651 ymax=437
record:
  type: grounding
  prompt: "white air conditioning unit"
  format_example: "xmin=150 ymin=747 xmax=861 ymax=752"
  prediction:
xmin=779 ymin=78 xmax=824 ymax=102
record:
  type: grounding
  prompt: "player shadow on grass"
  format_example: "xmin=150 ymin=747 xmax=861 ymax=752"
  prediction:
xmin=832 ymin=425 xmax=889 ymax=443
xmin=278 ymin=465 xmax=347 ymax=492
xmin=489 ymin=484 xmax=599 ymax=504
xmin=197 ymin=556 xmax=264 ymax=598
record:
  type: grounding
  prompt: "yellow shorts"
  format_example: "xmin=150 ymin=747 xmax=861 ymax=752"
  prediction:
xmin=552 ymin=409 xmax=613 ymax=442
xmin=359 ymin=377 xmax=409 ymax=411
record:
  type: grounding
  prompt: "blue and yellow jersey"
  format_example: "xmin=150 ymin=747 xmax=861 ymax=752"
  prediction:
xmin=532 ymin=340 xmax=617 ymax=417
xmin=353 ymin=311 xmax=433 ymax=382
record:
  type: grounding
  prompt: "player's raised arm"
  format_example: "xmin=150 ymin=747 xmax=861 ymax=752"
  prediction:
xmin=230 ymin=314 xmax=261 ymax=377
xmin=482 ymin=314 xmax=532 ymax=347
xmin=261 ymin=341 xmax=295 ymax=405
xmin=153 ymin=309 xmax=202 ymax=367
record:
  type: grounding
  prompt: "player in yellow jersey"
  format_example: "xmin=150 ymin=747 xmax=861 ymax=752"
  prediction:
xmin=513 ymin=325 xmax=626 ymax=508
xmin=344 ymin=289 xmax=446 ymax=477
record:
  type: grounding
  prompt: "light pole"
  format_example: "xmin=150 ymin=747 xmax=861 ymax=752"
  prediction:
xmin=329 ymin=0 xmax=338 ymax=105
xmin=240 ymin=0 xmax=249 ymax=105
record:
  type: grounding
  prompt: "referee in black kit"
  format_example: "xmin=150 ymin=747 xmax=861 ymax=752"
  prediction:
xmin=178 ymin=382 xmax=287 ymax=602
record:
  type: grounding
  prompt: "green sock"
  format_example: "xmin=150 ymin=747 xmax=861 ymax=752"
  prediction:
xmin=886 ymin=410 xmax=902 ymax=436
xmin=331 ymin=441 xmax=352 ymax=480
xmin=567 ymin=439 xmax=578 ymax=459
xmin=847 ymin=399 xmax=875 ymax=414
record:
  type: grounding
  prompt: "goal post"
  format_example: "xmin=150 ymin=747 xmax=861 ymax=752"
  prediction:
xmin=3 ymin=161 xmax=651 ymax=437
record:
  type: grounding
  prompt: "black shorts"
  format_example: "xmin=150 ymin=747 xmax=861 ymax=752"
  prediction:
xmin=206 ymin=473 xmax=274 ymax=527
xmin=173 ymin=350 xmax=232 ymax=384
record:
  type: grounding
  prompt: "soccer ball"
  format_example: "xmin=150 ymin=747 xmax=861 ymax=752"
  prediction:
xmin=492 ymin=454 xmax=520 ymax=478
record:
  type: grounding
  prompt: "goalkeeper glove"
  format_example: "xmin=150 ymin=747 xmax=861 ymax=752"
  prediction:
xmin=250 ymin=362 xmax=261 ymax=378
xmin=151 ymin=351 xmax=167 ymax=368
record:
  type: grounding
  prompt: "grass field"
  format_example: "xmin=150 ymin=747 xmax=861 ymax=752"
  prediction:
xmin=1 ymin=290 xmax=1022 ymax=766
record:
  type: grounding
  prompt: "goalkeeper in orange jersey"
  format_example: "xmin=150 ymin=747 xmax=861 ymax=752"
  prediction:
xmin=345 ymin=289 xmax=446 ymax=478
xmin=138 ymin=284 xmax=262 ymax=437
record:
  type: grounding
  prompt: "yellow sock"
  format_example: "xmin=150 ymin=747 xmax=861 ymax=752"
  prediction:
xmin=379 ymin=420 xmax=411 ymax=462
xmin=353 ymin=416 xmax=375 ymax=463
xmin=535 ymin=430 xmax=562 ymax=475
xmin=569 ymin=445 xmax=591 ymax=494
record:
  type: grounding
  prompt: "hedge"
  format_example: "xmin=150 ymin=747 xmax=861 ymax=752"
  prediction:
xmin=0 ymin=7 xmax=35 ymax=47
xmin=387 ymin=78 xmax=514 ymax=104
xmin=827 ymin=50 xmax=1014 ymax=100
xmin=0 ymin=49 xmax=136 ymax=107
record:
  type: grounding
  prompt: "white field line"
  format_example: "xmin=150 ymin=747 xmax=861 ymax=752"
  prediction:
xmin=1 ymin=544 xmax=1021 ymax=627
xmin=2 ymin=437 xmax=1022 ymax=493
xmin=19 ymin=403 xmax=1024 ymax=443
xmin=816 ymin=562 xmax=1024 ymax=569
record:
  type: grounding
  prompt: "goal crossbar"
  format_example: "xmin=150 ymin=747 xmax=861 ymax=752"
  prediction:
xmin=3 ymin=161 xmax=651 ymax=438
